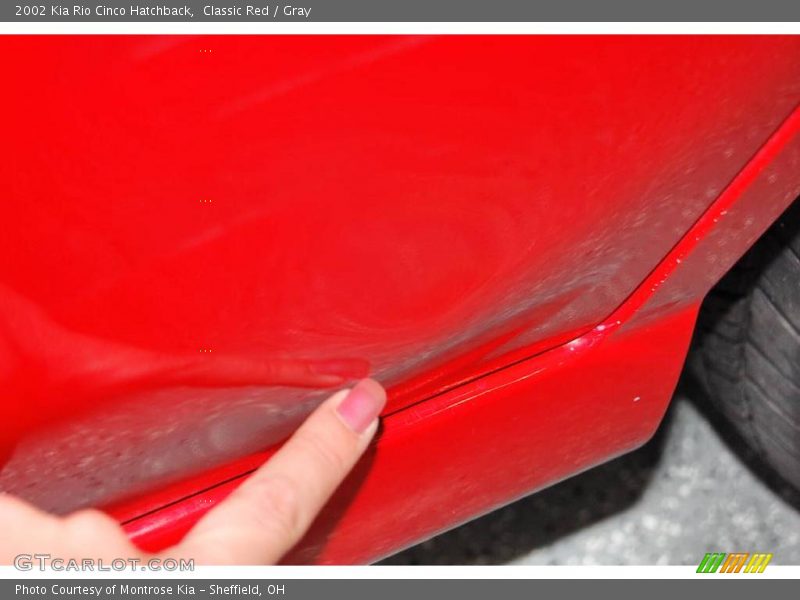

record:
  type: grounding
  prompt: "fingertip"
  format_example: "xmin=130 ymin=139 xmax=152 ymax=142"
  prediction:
xmin=356 ymin=378 xmax=387 ymax=406
xmin=335 ymin=378 xmax=387 ymax=435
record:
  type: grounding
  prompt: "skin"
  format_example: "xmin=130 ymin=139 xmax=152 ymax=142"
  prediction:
xmin=0 ymin=379 xmax=387 ymax=565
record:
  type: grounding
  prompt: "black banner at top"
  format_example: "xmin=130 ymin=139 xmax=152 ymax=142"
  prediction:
xmin=4 ymin=0 xmax=800 ymax=22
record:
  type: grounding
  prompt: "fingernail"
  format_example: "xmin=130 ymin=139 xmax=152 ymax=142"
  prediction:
xmin=336 ymin=379 xmax=387 ymax=434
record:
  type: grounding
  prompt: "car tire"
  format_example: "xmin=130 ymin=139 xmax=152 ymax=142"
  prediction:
xmin=693 ymin=199 xmax=800 ymax=489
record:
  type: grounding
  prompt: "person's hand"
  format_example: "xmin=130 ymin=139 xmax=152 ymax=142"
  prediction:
xmin=0 ymin=379 xmax=386 ymax=565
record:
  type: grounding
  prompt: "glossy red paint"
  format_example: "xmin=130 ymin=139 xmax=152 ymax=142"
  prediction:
xmin=2 ymin=36 xmax=800 ymax=562
xmin=122 ymin=104 xmax=800 ymax=563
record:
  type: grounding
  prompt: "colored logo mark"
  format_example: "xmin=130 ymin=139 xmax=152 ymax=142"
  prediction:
xmin=696 ymin=552 xmax=773 ymax=573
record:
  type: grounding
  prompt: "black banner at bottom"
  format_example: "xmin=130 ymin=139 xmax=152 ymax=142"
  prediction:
xmin=2 ymin=579 xmax=797 ymax=600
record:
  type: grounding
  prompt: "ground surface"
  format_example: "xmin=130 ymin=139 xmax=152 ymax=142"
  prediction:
xmin=381 ymin=383 xmax=800 ymax=565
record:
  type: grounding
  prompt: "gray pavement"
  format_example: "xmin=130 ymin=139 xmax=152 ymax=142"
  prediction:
xmin=381 ymin=384 xmax=800 ymax=565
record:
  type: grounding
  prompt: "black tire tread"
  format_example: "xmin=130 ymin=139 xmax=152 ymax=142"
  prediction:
xmin=694 ymin=200 xmax=800 ymax=489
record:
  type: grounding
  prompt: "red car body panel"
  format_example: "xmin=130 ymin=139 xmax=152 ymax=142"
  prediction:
xmin=2 ymin=35 xmax=800 ymax=563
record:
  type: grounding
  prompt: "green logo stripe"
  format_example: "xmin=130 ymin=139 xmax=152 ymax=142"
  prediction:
xmin=697 ymin=553 xmax=726 ymax=573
